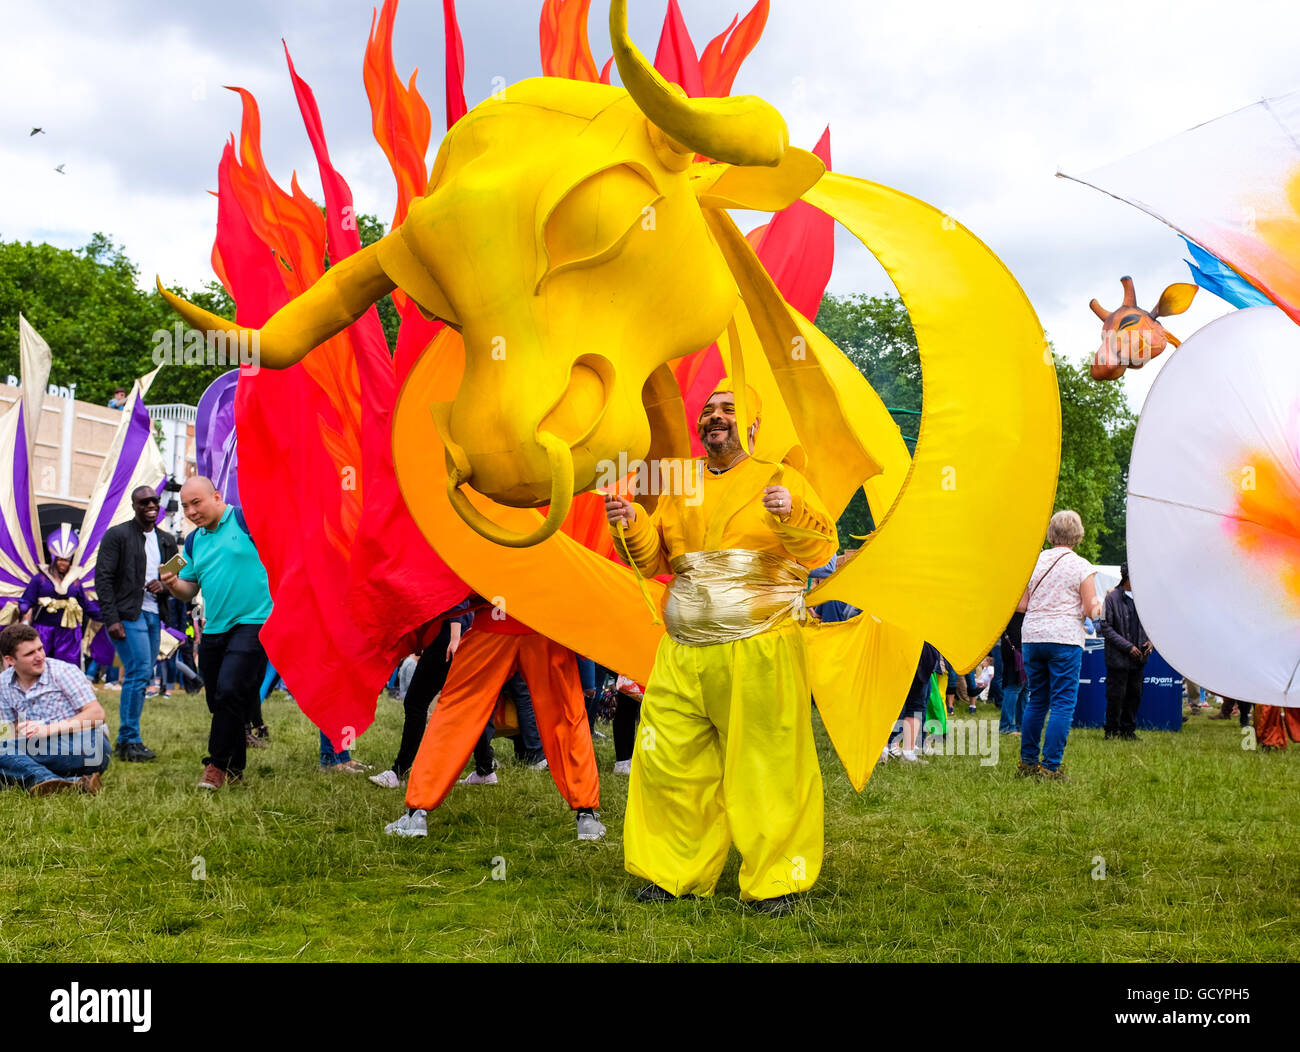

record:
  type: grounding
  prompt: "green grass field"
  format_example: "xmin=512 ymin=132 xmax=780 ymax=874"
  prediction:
xmin=1 ymin=687 xmax=1296 ymax=962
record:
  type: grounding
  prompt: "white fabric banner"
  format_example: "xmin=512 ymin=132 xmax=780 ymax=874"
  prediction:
xmin=1128 ymin=306 xmax=1300 ymax=706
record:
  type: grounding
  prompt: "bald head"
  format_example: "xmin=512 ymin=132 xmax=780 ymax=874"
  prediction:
xmin=180 ymin=476 xmax=216 ymax=498
xmin=179 ymin=475 xmax=224 ymax=529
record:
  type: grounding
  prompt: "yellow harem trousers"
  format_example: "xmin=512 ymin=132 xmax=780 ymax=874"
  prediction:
xmin=624 ymin=619 xmax=822 ymax=901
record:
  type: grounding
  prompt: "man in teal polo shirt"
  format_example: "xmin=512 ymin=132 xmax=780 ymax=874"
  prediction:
xmin=161 ymin=477 xmax=272 ymax=789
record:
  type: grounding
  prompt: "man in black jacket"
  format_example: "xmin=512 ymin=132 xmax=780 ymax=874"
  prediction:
xmin=1099 ymin=562 xmax=1152 ymax=741
xmin=96 ymin=486 xmax=178 ymax=761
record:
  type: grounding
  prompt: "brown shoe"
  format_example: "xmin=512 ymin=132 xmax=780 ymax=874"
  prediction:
xmin=1016 ymin=761 xmax=1041 ymax=778
xmin=1039 ymin=765 xmax=1069 ymax=781
xmin=197 ymin=763 xmax=225 ymax=790
xmin=29 ymin=777 xmax=79 ymax=796
xmin=78 ymin=772 xmax=103 ymax=796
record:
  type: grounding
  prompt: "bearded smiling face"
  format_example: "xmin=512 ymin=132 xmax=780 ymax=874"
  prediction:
xmin=697 ymin=394 xmax=743 ymax=459
xmin=697 ymin=389 xmax=762 ymax=463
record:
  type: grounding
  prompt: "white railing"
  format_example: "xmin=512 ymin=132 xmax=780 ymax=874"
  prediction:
xmin=145 ymin=403 xmax=198 ymax=423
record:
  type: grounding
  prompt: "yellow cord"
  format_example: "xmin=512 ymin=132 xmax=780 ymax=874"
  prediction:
xmin=615 ymin=516 xmax=663 ymax=626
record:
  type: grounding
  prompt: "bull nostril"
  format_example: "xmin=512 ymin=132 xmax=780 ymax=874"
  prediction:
xmin=540 ymin=353 xmax=612 ymax=448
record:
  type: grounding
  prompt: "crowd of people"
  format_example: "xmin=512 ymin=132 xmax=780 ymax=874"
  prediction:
xmin=1 ymin=387 xmax=1295 ymax=912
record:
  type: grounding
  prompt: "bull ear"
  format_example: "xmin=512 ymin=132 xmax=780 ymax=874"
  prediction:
xmin=1153 ymin=282 xmax=1198 ymax=319
xmin=375 ymin=226 xmax=460 ymax=326
xmin=695 ymin=147 xmax=825 ymax=212
xmin=638 ymin=364 xmax=694 ymax=517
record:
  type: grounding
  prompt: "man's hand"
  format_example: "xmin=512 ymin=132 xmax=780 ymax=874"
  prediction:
xmin=15 ymin=720 xmax=48 ymax=739
xmin=762 ymin=485 xmax=793 ymax=522
xmin=107 ymin=621 xmax=126 ymax=641
xmin=145 ymin=579 xmax=165 ymax=595
xmin=1141 ymin=640 xmax=1154 ymax=657
xmin=159 ymin=571 xmax=178 ymax=590
xmin=160 ymin=571 xmax=198 ymax=602
xmin=446 ymin=622 xmax=463 ymax=662
xmin=1129 ymin=645 xmax=1143 ymax=660
xmin=604 ymin=493 xmax=636 ymax=526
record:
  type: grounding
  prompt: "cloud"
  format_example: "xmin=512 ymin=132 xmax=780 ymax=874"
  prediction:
xmin=1 ymin=0 xmax=1295 ymax=414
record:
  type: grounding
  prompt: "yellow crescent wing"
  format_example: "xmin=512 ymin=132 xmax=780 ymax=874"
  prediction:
xmin=804 ymin=172 xmax=1060 ymax=674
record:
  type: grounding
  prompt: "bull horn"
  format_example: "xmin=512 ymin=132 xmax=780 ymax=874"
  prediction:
xmin=609 ymin=0 xmax=788 ymax=168
xmin=445 ymin=429 xmax=575 ymax=548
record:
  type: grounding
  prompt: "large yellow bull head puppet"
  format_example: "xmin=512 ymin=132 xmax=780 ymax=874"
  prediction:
xmin=164 ymin=2 xmax=824 ymax=546
xmin=162 ymin=1 xmax=1061 ymax=783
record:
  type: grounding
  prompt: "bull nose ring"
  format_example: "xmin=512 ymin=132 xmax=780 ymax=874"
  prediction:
xmin=445 ymin=430 xmax=575 ymax=548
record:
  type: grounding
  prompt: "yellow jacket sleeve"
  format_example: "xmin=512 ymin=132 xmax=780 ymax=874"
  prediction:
xmin=609 ymin=503 xmax=672 ymax=578
xmin=770 ymin=475 xmax=838 ymax=568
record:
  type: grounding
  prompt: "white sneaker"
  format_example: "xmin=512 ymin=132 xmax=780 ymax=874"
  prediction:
xmin=888 ymin=743 xmax=903 ymax=760
xmin=613 ymin=759 xmax=632 ymax=775
xmin=384 ymin=809 xmax=427 ymax=837
xmin=899 ymin=750 xmax=929 ymax=765
xmin=369 ymin=769 xmax=402 ymax=788
xmin=460 ymin=771 xmax=498 ymax=786
xmin=528 ymin=757 xmax=549 ymax=771
xmin=576 ymin=810 xmax=606 ymax=840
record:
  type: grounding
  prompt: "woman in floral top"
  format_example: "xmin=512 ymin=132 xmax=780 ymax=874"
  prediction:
xmin=1016 ymin=510 xmax=1102 ymax=779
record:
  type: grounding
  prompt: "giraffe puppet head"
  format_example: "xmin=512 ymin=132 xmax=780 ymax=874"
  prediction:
xmin=1088 ymin=276 xmax=1197 ymax=381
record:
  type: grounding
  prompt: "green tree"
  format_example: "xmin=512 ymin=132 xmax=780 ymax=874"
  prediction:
xmin=1052 ymin=353 xmax=1135 ymax=563
xmin=1098 ymin=417 xmax=1136 ymax=565
xmin=816 ymin=292 xmax=922 ymax=417
xmin=2 ymin=211 xmax=401 ymax=412
xmin=0 ymin=234 xmax=235 ymax=406
xmin=814 ymin=294 xmax=1135 ymax=563
xmin=815 ymin=292 xmax=922 ymax=546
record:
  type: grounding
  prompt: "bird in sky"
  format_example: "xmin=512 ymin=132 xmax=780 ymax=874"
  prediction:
xmin=30 ymin=127 xmax=44 ymax=136
xmin=54 ymin=164 xmax=65 ymax=174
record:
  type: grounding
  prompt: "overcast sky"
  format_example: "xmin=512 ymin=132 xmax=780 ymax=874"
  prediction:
xmin=4 ymin=0 xmax=1298 ymax=411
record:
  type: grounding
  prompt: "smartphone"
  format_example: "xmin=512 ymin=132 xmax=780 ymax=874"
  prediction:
xmin=160 ymin=552 xmax=187 ymax=577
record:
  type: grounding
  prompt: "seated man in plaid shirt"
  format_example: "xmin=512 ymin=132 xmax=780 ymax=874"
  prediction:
xmin=0 ymin=624 xmax=109 ymax=795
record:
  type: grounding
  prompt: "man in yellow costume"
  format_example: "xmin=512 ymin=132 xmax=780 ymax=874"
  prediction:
xmin=604 ymin=380 xmax=836 ymax=914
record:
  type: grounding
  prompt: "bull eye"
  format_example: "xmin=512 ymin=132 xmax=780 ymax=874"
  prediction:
xmin=540 ymin=164 xmax=662 ymax=285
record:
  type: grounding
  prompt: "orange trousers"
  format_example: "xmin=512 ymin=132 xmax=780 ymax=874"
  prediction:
xmin=1256 ymin=704 xmax=1300 ymax=749
xmin=404 ymin=630 xmax=599 ymax=812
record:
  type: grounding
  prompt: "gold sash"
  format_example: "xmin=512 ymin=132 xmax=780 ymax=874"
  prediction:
xmin=38 ymin=596 xmax=83 ymax=629
xmin=664 ymin=549 xmax=808 ymax=647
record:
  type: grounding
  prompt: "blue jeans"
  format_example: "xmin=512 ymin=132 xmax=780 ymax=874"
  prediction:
xmin=0 ymin=728 xmax=110 ymax=789
xmin=155 ymin=653 xmax=179 ymax=690
xmin=577 ymin=657 xmax=611 ymax=694
xmin=999 ymin=682 xmax=1024 ymax=734
xmin=577 ymin=656 xmax=611 ymax=731
xmin=260 ymin=664 xmax=283 ymax=702
xmin=990 ymin=645 xmax=1004 ymax=706
xmin=1020 ymin=642 xmax=1083 ymax=771
xmin=504 ymin=672 xmax=543 ymax=760
xmin=319 ymin=730 xmax=352 ymax=766
xmin=112 ymin=610 xmax=161 ymax=745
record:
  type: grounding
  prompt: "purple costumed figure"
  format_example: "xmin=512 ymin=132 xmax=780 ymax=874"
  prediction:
xmin=19 ymin=524 xmax=98 ymax=667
